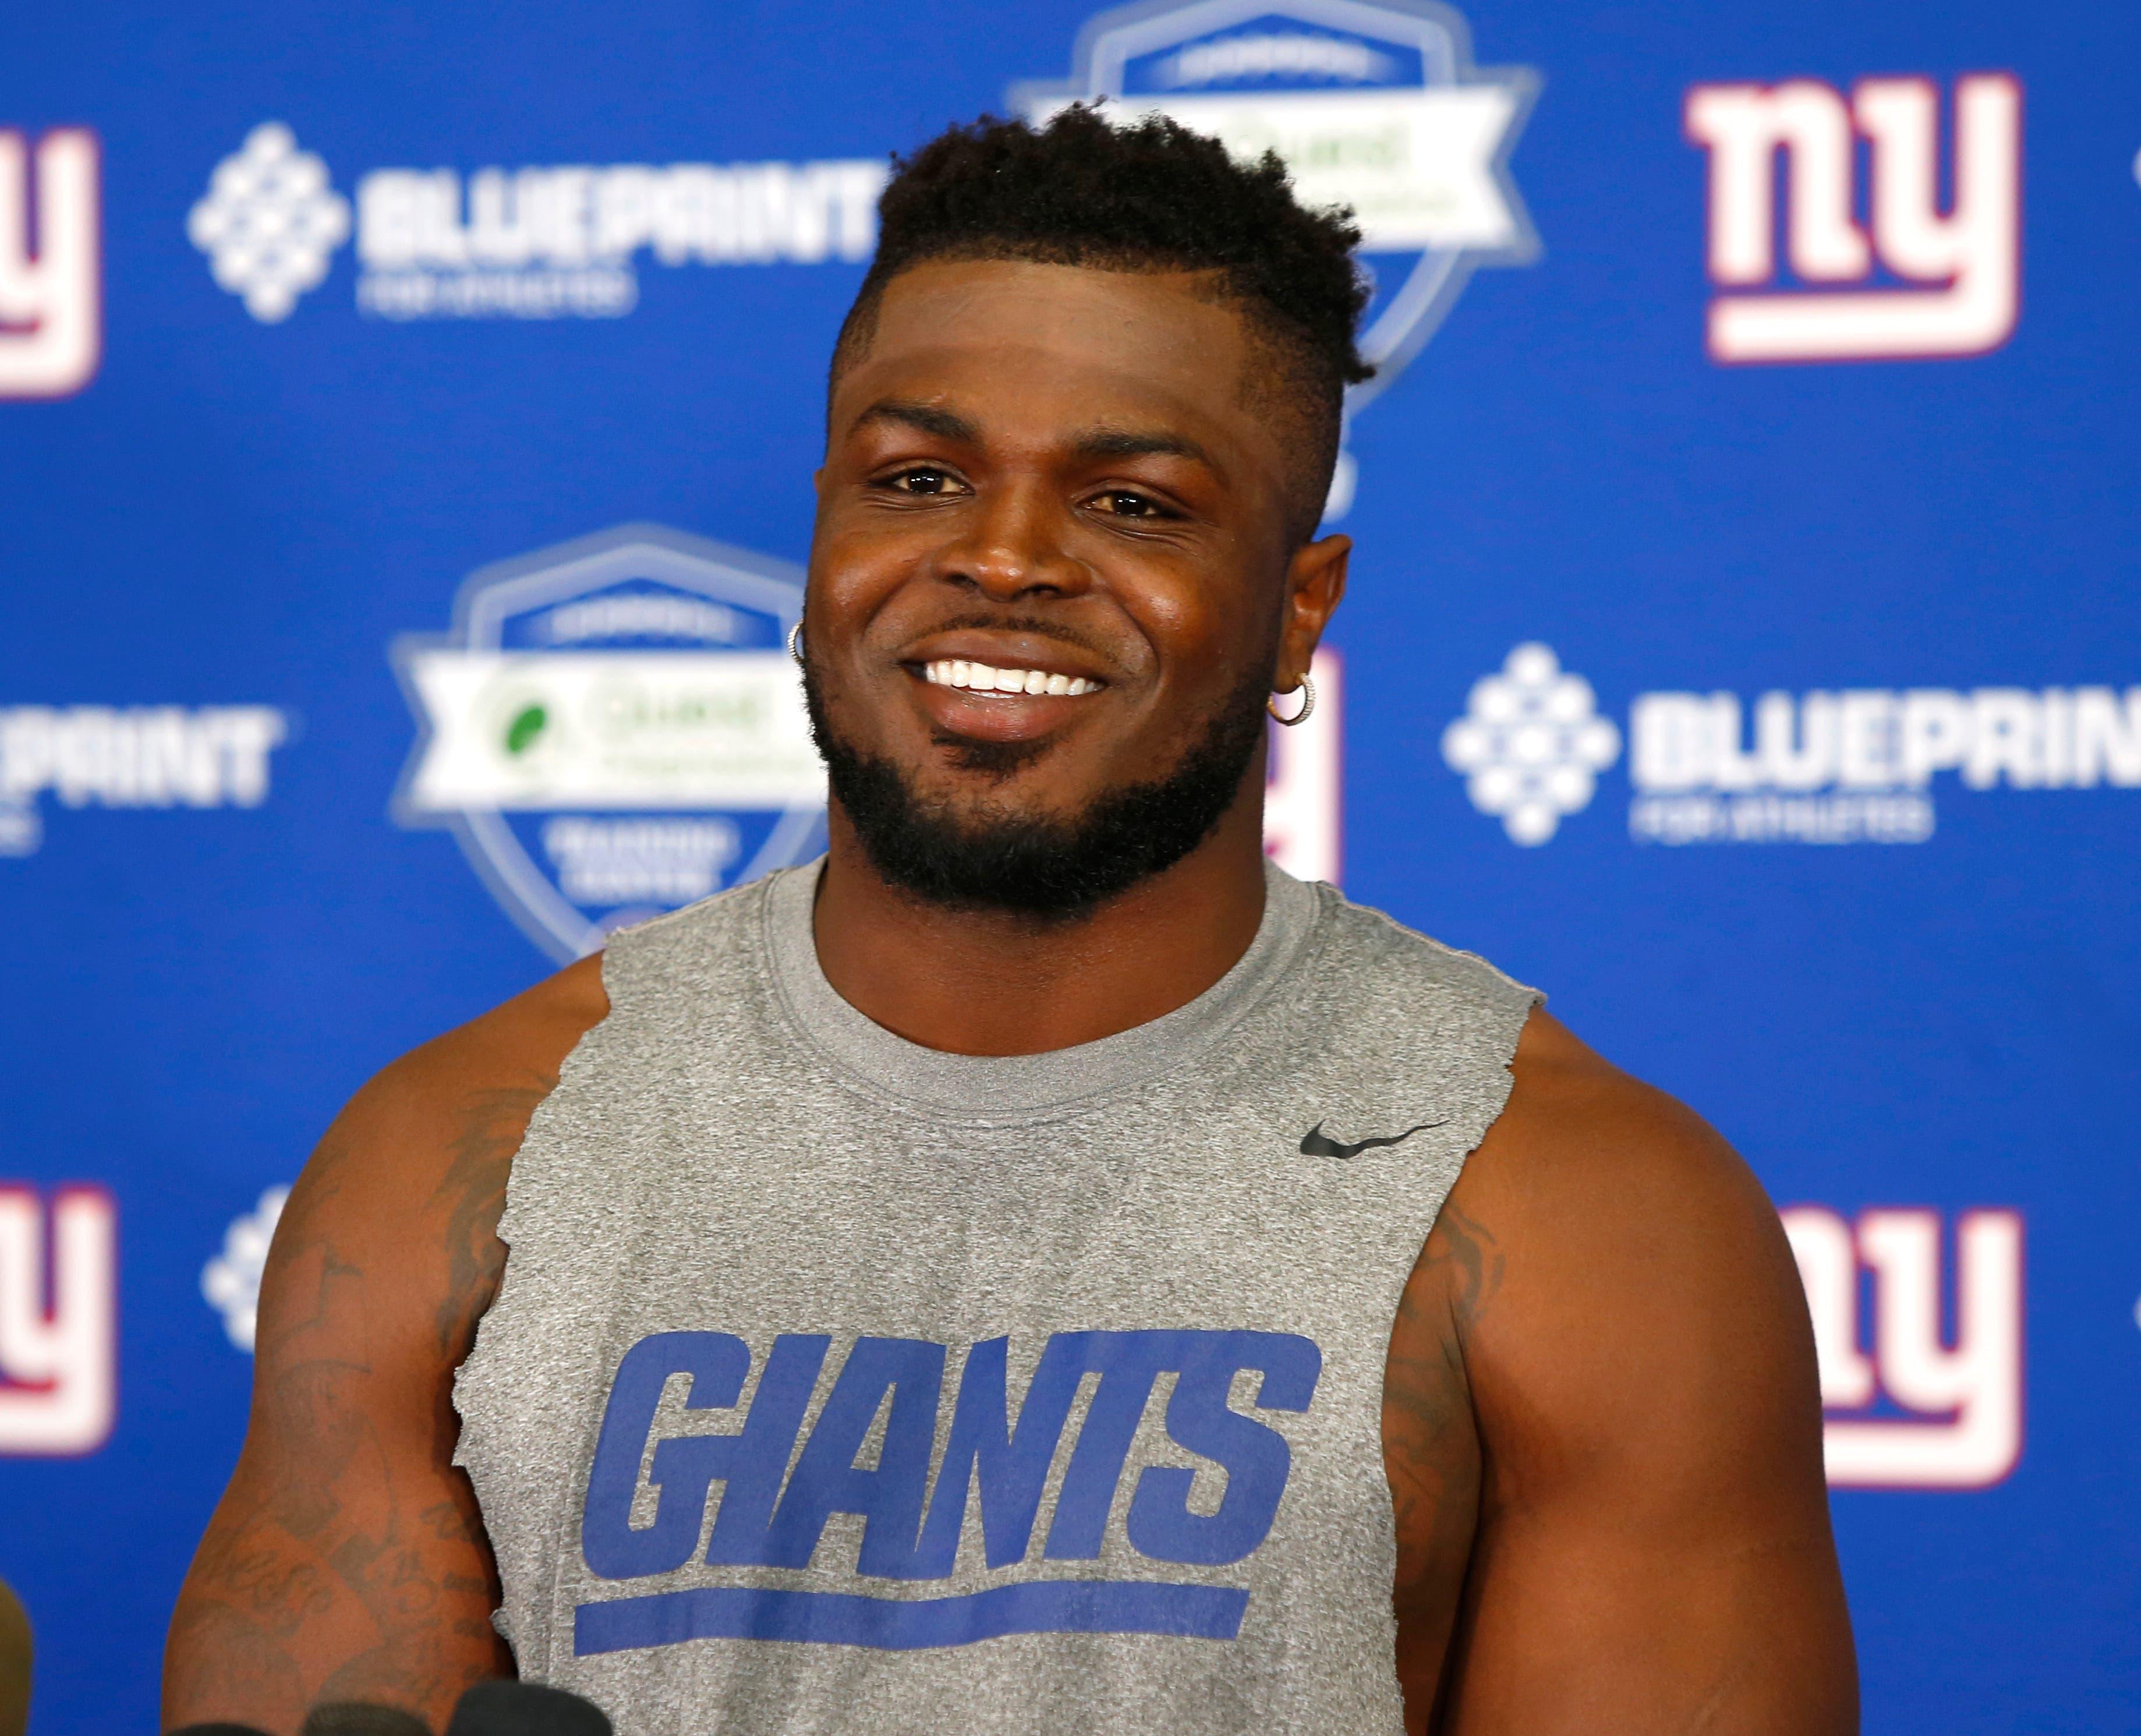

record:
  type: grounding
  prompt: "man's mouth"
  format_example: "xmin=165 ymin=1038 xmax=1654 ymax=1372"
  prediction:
xmin=919 ymin=660 xmax=1103 ymax=698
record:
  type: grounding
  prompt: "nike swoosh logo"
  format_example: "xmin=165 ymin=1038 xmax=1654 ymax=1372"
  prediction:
xmin=1298 ymin=1120 xmax=1445 ymax=1160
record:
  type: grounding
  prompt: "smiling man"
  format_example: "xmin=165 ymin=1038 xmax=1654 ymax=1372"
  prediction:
xmin=166 ymin=111 xmax=1855 ymax=1735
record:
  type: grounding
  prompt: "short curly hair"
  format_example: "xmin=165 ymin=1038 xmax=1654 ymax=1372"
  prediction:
xmin=831 ymin=105 xmax=1372 ymax=540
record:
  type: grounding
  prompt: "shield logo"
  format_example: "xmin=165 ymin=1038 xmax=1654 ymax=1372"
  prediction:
xmin=1013 ymin=0 xmax=1538 ymax=512
xmin=392 ymin=522 xmax=826 ymax=962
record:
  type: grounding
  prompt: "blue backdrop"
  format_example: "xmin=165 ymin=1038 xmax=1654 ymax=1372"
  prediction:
xmin=3 ymin=1 xmax=2137 ymax=1729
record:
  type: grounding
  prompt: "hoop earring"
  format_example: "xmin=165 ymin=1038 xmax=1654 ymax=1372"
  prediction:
xmin=787 ymin=619 xmax=806 ymax=668
xmin=1266 ymin=674 xmax=1315 ymax=727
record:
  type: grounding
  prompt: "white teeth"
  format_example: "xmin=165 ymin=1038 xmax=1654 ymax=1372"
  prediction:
xmin=919 ymin=660 xmax=1100 ymax=696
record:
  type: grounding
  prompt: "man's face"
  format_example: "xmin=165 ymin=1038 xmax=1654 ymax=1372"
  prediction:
xmin=807 ymin=259 xmax=1344 ymax=906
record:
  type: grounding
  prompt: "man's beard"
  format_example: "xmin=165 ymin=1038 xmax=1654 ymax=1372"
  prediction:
xmin=804 ymin=665 xmax=1270 ymax=919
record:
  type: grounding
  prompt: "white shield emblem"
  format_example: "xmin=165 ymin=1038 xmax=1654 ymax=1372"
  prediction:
xmin=1014 ymin=0 xmax=1537 ymax=511
xmin=392 ymin=523 xmax=826 ymax=961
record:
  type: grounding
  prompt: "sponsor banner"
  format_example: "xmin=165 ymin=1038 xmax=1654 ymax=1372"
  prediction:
xmin=0 ymin=705 xmax=290 ymax=858
xmin=1685 ymin=73 xmax=2021 ymax=364
xmin=394 ymin=524 xmax=826 ymax=961
xmin=192 ymin=123 xmax=887 ymax=324
xmin=0 ymin=1186 xmax=115 ymax=1457
xmin=1446 ymin=645 xmax=2141 ymax=847
xmin=399 ymin=652 xmax=821 ymax=811
xmin=1786 ymin=1207 xmax=2023 ymax=1490
xmin=0 ymin=127 xmax=100 ymax=397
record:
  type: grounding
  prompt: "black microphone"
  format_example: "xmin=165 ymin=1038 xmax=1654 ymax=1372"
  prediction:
xmin=446 ymin=1681 xmax=612 ymax=1735
xmin=169 ymin=1710 xmax=420 ymax=1736
xmin=300 ymin=1705 xmax=433 ymax=1736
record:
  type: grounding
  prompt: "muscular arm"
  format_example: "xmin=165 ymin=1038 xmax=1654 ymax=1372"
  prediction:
xmin=1385 ymin=1010 xmax=1856 ymax=1734
xmin=163 ymin=960 xmax=607 ymax=1735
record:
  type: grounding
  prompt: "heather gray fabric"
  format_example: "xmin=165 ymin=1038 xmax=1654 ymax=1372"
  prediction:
xmin=455 ymin=857 xmax=1538 ymax=1736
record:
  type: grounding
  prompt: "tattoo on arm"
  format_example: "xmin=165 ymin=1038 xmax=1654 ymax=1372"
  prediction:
xmin=1383 ymin=1204 xmax=1503 ymax=1638
xmin=167 ymin=1080 xmax=556 ymax=1729
xmin=430 ymin=1084 xmax=550 ymax=1358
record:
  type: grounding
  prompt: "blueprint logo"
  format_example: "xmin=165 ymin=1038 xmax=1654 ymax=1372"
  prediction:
xmin=1783 ymin=1206 xmax=2022 ymax=1488
xmin=0 ymin=1185 xmax=115 ymax=1456
xmin=394 ymin=524 xmax=826 ymax=961
xmin=0 ymin=128 xmax=100 ymax=397
xmin=189 ymin=123 xmax=351 ymax=323
xmin=0 ymin=705 xmax=290 ymax=860
xmin=574 ymin=1328 xmax=1318 ymax=1654
xmin=1446 ymin=648 xmax=2141 ymax=847
xmin=1015 ymin=0 xmax=1537 ymax=515
xmin=1439 ymin=644 xmax=1619 ymax=844
xmin=192 ymin=126 xmax=888 ymax=323
xmin=1685 ymin=73 xmax=2022 ymax=363
xmin=1628 ymin=683 xmax=2141 ymax=845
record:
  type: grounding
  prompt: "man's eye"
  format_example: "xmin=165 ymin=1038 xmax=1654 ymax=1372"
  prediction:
xmin=1094 ymin=490 xmax=1166 ymax=519
xmin=883 ymin=468 xmax=961 ymax=496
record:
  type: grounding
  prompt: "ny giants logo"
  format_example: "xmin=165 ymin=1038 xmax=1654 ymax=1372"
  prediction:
xmin=1685 ymin=75 xmax=2021 ymax=363
xmin=1783 ymin=1207 xmax=2022 ymax=1488
xmin=0 ymin=129 xmax=100 ymax=397
xmin=575 ymin=1328 xmax=1320 ymax=1655
xmin=0 ymin=1185 xmax=116 ymax=1456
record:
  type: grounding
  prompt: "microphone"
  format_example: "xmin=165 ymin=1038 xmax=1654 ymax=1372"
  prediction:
xmin=171 ymin=1680 xmax=611 ymax=1736
xmin=446 ymin=1681 xmax=613 ymax=1735
xmin=300 ymin=1706 xmax=433 ymax=1736
xmin=172 ymin=1703 xmax=433 ymax=1736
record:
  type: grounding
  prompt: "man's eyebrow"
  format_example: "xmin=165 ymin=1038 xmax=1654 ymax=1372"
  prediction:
xmin=1071 ymin=427 xmax=1219 ymax=471
xmin=848 ymin=399 xmax=979 ymax=443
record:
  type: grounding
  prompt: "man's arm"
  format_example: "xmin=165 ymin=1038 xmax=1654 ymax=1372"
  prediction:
xmin=162 ymin=960 xmax=607 ymax=1735
xmin=1397 ymin=1009 xmax=1856 ymax=1734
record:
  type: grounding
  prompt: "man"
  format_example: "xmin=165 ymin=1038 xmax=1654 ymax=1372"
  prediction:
xmin=165 ymin=109 xmax=1855 ymax=1734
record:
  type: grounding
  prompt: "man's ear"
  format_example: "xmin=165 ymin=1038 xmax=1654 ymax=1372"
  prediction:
xmin=1274 ymin=532 xmax=1350 ymax=692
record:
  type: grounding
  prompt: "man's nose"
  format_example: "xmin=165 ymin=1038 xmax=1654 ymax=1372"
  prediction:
xmin=929 ymin=483 xmax=1090 ymax=602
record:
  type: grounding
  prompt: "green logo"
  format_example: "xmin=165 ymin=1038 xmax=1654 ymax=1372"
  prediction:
xmin=503 ymin=701 xmax=548 ymax=758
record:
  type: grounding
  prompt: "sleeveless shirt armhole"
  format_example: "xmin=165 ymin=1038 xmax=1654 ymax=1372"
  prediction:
xmin=1317 ymin=888 xmax=1545 ymax=1176
xmin=450 ymin=925 xmax=636 ymax=1663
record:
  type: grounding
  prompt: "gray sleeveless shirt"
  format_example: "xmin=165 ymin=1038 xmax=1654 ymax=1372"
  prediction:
xmin=455 ymin=860 xmax=1537 ymax=1735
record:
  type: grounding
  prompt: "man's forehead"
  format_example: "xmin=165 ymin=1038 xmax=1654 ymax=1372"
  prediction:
xmin=846 ymin=395 xmax=1222 ymax=472
xmin=833 ymin=260 xmax=1263 ymax=452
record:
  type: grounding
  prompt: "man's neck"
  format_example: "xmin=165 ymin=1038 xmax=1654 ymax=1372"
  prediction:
xmin=809 ymin=793 xmax=1271 ymax=1058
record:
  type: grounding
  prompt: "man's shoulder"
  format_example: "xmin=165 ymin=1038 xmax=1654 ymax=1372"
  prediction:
xmin=1481 ymin=1009 xmax=1773 ymax=1237
xmin=1445 ymin=1007 xmax=1818 ymax=1462
xmin=349 ymin=954 xmax=609 ymax=1149
xmin=283 ymin=955 xmax=610 ymax=1253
